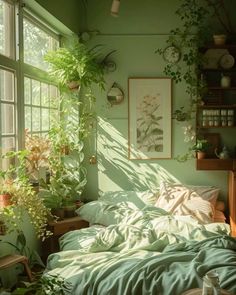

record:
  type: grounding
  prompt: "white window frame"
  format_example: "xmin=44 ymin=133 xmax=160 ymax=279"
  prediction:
xmin=0 ymin=0 xmax=61 ymax=168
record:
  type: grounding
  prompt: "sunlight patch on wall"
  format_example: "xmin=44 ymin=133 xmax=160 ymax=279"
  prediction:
xmin=97 ymin=117 xmax=179 ymax=193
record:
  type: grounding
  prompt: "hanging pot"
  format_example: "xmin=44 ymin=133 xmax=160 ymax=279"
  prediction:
xmin=67 ymin=81 xmax=80 ymax=91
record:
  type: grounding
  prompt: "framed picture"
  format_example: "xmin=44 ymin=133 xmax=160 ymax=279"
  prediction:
xmin=128 ymin=77 xmax=172 ymax=159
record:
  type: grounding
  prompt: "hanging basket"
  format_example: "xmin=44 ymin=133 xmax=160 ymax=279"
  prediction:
xmin=67 ymin=81 xmax=81 ymax=91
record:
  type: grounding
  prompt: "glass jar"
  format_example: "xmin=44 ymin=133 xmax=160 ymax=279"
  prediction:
xmin=227 ymin=109 xmax=234 ymax=126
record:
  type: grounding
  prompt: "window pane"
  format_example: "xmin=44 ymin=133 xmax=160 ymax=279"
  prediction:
xmin=41 ymin=108 xmax=49 ymax=131
xmin=0 ymin=69 xmax=14 ymax=102
xmin=0 ymin=67 xmax=16 ymax=170
xmin=1 ymin=137 xmax=15 ymax=169
xmin=32 ymin=79 xmax=40 ymax=106
xmin=32 ymin=107 xmax=40 ymax=131
xmin=25 ymin=106 xmax=31 ymax=131
xmin=1 ymin=103 xmax=14 ymax=134
xmin=0 ymin=0 xmax=14 ymax=59
xmin=24 ymin=77 xmax=31 ymax=104
xmin=24 ymin=77 xmax=58 ymax=134
xmin=41 ymin=83 xmax=49 ymax=107
xmin=23 ymin=17 xmax=59 ymax=71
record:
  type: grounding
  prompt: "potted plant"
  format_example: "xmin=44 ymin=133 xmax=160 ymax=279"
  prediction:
xmin=44 ymin=39 xmax=105 ymax=91
xmin=40 ymin=150 xmax=87 ymax=217
xmin=38 ymin=188 xmax=64 ymax=220
xmin=191 ymin=139 xmax=211 ymax=159
xmin=25 ymin=129 xmax=51 ymax=185
xmin=0 ymin=150 xmax=52 ymax=240
xmin=0 ymin=179 xmax=13 ymax=208
xmin=43 ymin=38 xmax=105 ymax=215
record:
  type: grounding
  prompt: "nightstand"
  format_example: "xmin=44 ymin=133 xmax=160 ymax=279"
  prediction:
xmin=42 ymin=216 xmax=89 ymax=260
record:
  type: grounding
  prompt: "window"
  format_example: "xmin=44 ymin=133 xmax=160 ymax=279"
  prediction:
xmin=23 ymin=15 xmax=59 ymax=71
xmin=24 ymin=77 xmax=59 ymax=135
xmin=0 ymin=0 xmax=15 ymax=59
xmin=0 ymin=0 xmax=61 ymax=169
xmin=0 ymin=67 xmax=16 ymax=168
xmin=23 ymin=12 xmax=60 ymax=136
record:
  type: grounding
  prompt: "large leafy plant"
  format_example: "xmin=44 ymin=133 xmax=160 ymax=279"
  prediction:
xmin=42 ymin=38 xmax=105 ymax=212
xmin=44 ymin=39 xmax=105 ymax=89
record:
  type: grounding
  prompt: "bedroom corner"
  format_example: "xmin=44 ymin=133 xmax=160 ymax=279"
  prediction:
xmin=0 ymin=0 xmax=236 ymax=294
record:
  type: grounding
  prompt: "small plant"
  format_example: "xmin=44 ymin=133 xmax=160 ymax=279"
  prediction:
xmin=191 ymin=139 xmax=211 ymax=152
xmin=12 ymin=273 xmax=72 ymax=295
xmin=25 ymin=130 xmax=51 ymax=182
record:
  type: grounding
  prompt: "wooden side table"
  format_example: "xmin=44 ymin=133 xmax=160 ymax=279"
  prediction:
xmin=0 ymin=255 xmax=33 ymax=282
xmin=42 ymin=216 xmax=89 ymax=261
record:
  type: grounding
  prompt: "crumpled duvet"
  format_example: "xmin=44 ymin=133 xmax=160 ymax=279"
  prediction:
xmin=44 ymin=205 xmax=236 ymax=295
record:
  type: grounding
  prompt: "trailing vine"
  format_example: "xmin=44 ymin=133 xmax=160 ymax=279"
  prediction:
xmin=156 ymin=0 xmax=235 ymax=161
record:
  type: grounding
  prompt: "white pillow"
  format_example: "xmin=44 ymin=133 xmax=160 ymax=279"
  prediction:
xmin=155 ymin=182 xmax=215 ymax=224
xmin=99 ymin=190 xmax=159 ymax=208
xmin=186 ymin=185 xmax=220 ymax=207
xmin=76 ymin=200 xmax=135 ymax=226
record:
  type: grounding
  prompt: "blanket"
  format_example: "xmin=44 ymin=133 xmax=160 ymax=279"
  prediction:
xmin=44 ymin=205 xmax=236 ymax=295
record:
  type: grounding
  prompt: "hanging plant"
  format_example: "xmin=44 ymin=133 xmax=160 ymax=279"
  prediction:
xmin=156 ymin=0 xmax=235 ymax=161
xmin=156 ymin=0 xmax=210 ymax=122
xmin=44 ymin=38 xmax=105 ymax=92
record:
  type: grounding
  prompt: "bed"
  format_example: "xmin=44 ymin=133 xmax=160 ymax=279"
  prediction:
xmin=44 ymin=182 xmax=236 ymax=295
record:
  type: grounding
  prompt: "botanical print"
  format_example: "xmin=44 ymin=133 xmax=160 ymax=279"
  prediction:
xmin=136 ymin=93 xmax=163 ymax=152
xmin=128 ymin=78 xmax=171 ymax=159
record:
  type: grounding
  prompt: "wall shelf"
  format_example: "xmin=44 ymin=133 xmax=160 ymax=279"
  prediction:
xmin=196 ymin=158 xmax=235 ymax=170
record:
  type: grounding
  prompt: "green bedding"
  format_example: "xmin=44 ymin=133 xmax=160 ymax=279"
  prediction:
xmin=44 ymin=205 xmax=236 ymax=295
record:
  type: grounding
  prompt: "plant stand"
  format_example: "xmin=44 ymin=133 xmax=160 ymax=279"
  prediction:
xmin=0 ymin=255 xmax=33 ymax=282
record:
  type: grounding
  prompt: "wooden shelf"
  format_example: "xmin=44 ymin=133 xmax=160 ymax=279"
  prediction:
xmin=196 ymin=159 xmax=235 ymax=170
xmin=207 ymin=86 xmax=236 ymax=90
xmin=199 ymin=44 xmax=236 ymax=51
xmin=197 ymin=105 xmax=236 ymax=109
xmin=196 ymin=126 xmax=235 ymax=129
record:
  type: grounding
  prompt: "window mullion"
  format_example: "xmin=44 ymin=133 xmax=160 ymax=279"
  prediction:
xmin=16 ymin=0 xmax=24 ymax=149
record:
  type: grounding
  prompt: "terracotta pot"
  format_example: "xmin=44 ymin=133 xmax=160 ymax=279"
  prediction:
xmin=0 ymin=194 xmax=12 ymax=208
xmin=197 ymin=151 xmax=206 ymax=160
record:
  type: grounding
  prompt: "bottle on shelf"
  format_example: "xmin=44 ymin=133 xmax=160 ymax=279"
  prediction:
xmin=227 ymin=109 xmax=234 ymax=126
xmin=221 ymin=74 xmax=231 ymax=88
xmin=220 ymin=109 xmax=227 ymax=127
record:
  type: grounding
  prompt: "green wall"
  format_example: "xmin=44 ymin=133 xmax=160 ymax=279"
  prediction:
xmin=34 ymin=0 xmax=85 ymax=34
xmin=81 ymin=0 xmax=236 ymax=201
xmin=29 ymin=1 xmax=235 ymax=202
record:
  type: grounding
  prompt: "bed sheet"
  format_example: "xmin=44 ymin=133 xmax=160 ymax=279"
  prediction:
xmin=44 ymin=205 xmax=236 ymax=295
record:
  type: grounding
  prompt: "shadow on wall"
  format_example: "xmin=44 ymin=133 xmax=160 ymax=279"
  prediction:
xmin=97 ymin=117 xmax=179 ymax=194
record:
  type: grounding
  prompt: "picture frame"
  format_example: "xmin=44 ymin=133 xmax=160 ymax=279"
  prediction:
xmin=128 ymin=77 xmax=172 ymax=159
